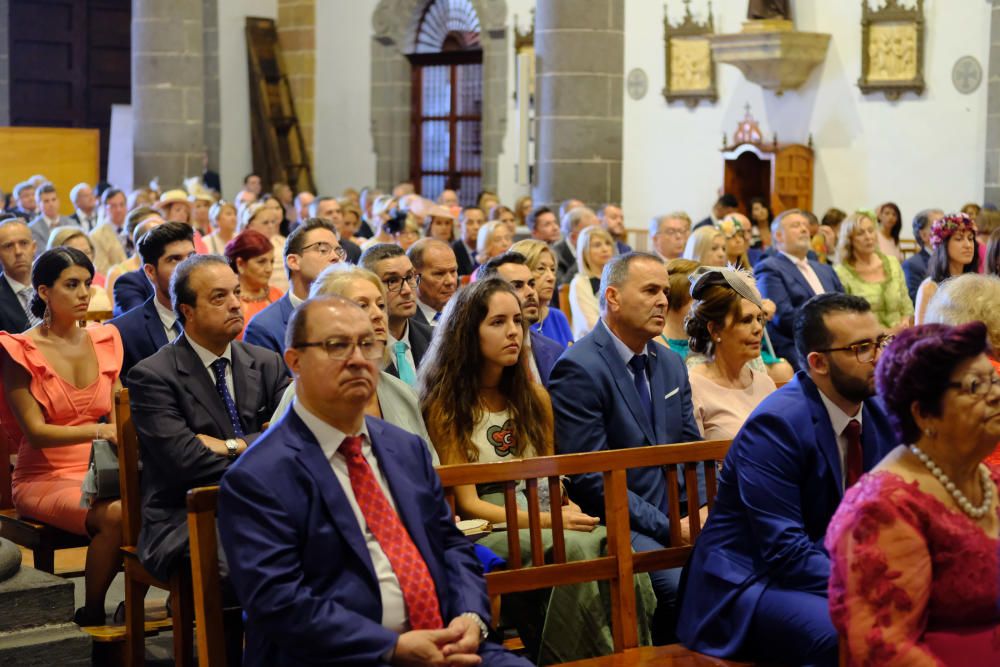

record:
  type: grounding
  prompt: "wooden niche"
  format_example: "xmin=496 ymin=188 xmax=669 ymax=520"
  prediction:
xmin=721 ymin=105 xmax=814 ymax=216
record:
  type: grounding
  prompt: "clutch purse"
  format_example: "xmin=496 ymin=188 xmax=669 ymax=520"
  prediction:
xmin=88 ymin=438 xmax=120 ymax=500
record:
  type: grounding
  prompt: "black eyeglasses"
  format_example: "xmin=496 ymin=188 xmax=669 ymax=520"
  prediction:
xmin=383 ymin=272 xmax=418 ymax=293
xmin=816 ymin=334 xmax=894 ymax=364
xmin=947 ymin=373 xmax=1000 ymax=397
xmin=293 ymin=337 xmax=385 ymax=360
xmin=300 ymin=242 xmax=347 ymax=260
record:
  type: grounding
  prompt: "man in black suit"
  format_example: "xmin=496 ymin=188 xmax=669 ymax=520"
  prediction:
xmin=69 ymin=182 xmax=98 ymax=232
xmin=408 ymin=239 xmax=459 ymax=328
xmin=452 ymin=206 xmax=484 ymax=277
xmin=128 ymin=254 xmax=290 ymax=581
xmin=6 ymin=182 xmax=36 ymax=222
xmin=361 ymin=243 xmax=432 ymax=386
xmin=309 ymin=196 xmax=361 ymax=264
xmin=109 ymin=222 xmax=196 ymax=382
xmin=0 ymin=217 xmax=38 ymax=333
xmin=110 ymin=215 xmax=167 ymax=316
xmin=693 ymin=194 xmax=739 ymax=232
xmin=553 ymin=206 xmax=598 ymax=286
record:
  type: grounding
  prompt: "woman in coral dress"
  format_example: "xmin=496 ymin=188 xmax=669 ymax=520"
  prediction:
xmin=0 ymin=248 xmax=123 ymax=626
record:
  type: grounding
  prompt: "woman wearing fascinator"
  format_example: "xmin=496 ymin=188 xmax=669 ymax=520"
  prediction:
xmin=684 ymin=266 xmax=787 ymax=440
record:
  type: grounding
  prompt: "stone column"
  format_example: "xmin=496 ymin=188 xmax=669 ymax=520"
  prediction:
xmin=202 ymin=0 xmax=221 ymax=174
xmin=986 ymin=1 xmax=1000 ymax=205
xmin=131 ymin=0 xmax=205 ymax=189
xmin=370 ymin=36 xmax=412 ymax=191
xmin=533 ymin=0 xmax=624 ymax=210
xmin=278 ymin=0 xmax=316 ymax=163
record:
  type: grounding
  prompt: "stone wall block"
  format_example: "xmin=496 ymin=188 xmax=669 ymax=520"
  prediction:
xmin=134 ymin=54 xmax=204 ymax=88
xmin=607 ymin=74 xmax=623 ymax=118
xmin=536 ymin=161 xmax=610 ymax=208
xmin=536 ymin=117 xmax=622 ymax=161
xmin=535 ymin=73 xmax=615 ymax=117
xmin=134 ymin=122 xmax=204 ymax=154
xmin=536 ymin=0 xmax=622 ymax=32
xmin=539 ymin=31 xmax=623 ymax=75
xmin=133 ymin=154 xmax=186 ymax=185
xmin=132 ymin=86 xmax=185 ymax=121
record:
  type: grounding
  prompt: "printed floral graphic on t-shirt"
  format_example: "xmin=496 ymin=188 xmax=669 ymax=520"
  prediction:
xmin=486 ymin=419 xmax=517 ymax=457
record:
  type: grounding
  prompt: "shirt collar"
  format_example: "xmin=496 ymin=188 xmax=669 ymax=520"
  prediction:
xmin=288 ymin=290 xmax=304 ymax=309
xmin=416 ymin=298 xmax=439 ymax=323
xmin=780 ymin=251 xmax=810 ymax=267
xmin=816 ymin=385 xmax=863 ymax=436
xmin=600 ymin=318 xmax=646 ymax=366
xmin=387 ymin=320 xmax=410 ymax=347
xmin=153 ymin=297 xmax=178 ymax=329
xmin=291 ymin=397 xmax=370 ymax=462
xmin=3 ymin=273 xmax=29 ymax=294
xmin=185 ymin=334 xmax=233 ymax=371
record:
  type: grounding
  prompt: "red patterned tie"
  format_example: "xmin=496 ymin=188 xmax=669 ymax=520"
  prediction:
xmin=340 ymin=435 xmax=443 ymax=630
xmin=844 ymin=419 xmax=863 ymax=488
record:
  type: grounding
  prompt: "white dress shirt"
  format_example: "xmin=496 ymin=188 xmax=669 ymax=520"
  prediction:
xmin=416 ymin=299 xmax=440 ymax=327
xmin=153 ymin=297 xmax=181 ymax=342
xmin=4 ymin=273 xmax=33 ymax=320
xmin=291 ymin=399 xmax=408 ymax=632
xmin=781 ymin=251 xmax=826 ymax=296
xmin=75 ymin=209 xmax=96 ymax=232
xmin=816 ymin=387 xmax=864 ymax=490
xmin=602 ymin=319 xmax=651 ymax=403
xmin=186 ymin=336 xmax=235 ymax=399
xmin=387 ymin=321 xmax=416 ymax=372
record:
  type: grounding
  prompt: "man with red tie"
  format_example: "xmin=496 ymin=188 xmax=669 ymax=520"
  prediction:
xmin=218 ymin=295 xmax=531 ymax=666
xmin=676 ymin=293 xmax=896 ymax=666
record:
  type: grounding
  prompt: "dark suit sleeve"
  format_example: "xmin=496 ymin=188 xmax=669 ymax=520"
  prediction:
xmin=218 ymin=465 xmax=400 ymax=664
xmin=128 ymin=360 xmax=231 ymax=486
xmin=242 ymin=318 xmax=277 ymax=354
xmin=113 ymin=274 xmax=149 ymax=316
xmin=549 ymin=356 xmax=670 ymax=542
xmin=902 ymin=256 xmax=922 ymax=303
xmin=730 ymin=412 xmax=830 ymax=594
xmin=244 ymin=350 xmax=291 ymax=445
xmin=756 ymin=261 xmax=795 ymax=340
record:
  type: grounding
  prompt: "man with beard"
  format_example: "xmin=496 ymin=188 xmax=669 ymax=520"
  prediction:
xmin=677 ymin=293 xmax=895 ymax=667
xmin=479 ymin=252 xmax=564 ymax=386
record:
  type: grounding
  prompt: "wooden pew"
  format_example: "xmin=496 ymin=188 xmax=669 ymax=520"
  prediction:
xmin=186 ymin=485 xmax=235 ymax=667
xmin=559 ymin=283 xmax=572 ymax=330
xmin=435 ymin=439 xmax=743 ymax=664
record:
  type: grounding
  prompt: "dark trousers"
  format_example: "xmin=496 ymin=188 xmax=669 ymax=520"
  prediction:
xmin=745 ymin=585 xmax=838 ymax=667
xmin=631 ymin=530 xmax=683 ymax=645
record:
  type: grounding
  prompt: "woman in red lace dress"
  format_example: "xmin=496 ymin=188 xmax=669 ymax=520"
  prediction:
xmin=826 ymin=322 xmax=1000 ymax=665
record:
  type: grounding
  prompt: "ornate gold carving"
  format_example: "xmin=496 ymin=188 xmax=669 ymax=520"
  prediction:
xmin=663 ymin=0 xmax=717 ymax=106
xmin=859 ymin=0 xmax=925 ymax=99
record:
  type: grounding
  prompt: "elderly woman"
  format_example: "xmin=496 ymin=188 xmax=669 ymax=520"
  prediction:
xmin=914 ymin=213 xmax=979 ymax=325
xmin=468 ymin=220 xmax=513 ymax=282
xmin=568 ymin=225 xmax=616 ymax=340
xmin=684 ymin=266 xmax=778 ymax=440
xmin=875 ymin=201 xmax=903 ymax=260
xmin=683 ymin=225 xmax=727 ymax=267
xmin=270 ymin=263 xmax=436 ymax=460
xmin=925 ymin=273 xmax=1000 ymax=466
xmin=510 ymin=239 xmax=573 ymax=347
xmin=224 ymin=230 xmax=283 ymax=339
xmin=827 ymin=322 xmax=1000 ymax=665
xmin=834 ymin=212 xmax=912 ymax=332
xmin=239 ymin=201 xmax=287 ymax=293
xmin=388 ymin=211 xmax=422 ymax=251
xmin=46 ymin=228 xmax=112 ymax=313
xmin=203 ymin=200 xmax=237 ymax=255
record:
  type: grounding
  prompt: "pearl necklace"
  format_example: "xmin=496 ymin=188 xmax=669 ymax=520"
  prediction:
xmin=910 ymin=445 xmax=994 ymax=520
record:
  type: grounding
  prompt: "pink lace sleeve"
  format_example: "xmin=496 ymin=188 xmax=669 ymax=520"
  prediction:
xmin=827 ymin=478 xmax=942 ymax=667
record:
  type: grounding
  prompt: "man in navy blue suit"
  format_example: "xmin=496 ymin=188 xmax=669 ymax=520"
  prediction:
xmin=218 ymin=296 xmax=530 ymax=667
xmin=755 ymin=209 xmax=844 ymax=370
xmin=677 ymin=293 xmax=896 ymax=666
xmin=480 ymin=252 xmax=564 ymax=386
xmin=548 ymin=252 xmax=702 ymax=643
xmin=109 ymin=222 xmax=196 ymax=382
xmin=244 ymin=218 xmax=343 ymax=355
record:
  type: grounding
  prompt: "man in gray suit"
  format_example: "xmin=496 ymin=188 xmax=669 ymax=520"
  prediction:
xmin=128 ymin=254 xmax=289 ymax=581
xmin=28 ymin=183 xmax=78 ymax=256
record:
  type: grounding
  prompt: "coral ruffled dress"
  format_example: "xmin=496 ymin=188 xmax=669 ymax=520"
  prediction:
xmin=826 ymin=469 xmax=1000 ymax=666
xmin=0 ymin=326 xmax=123 ymax=535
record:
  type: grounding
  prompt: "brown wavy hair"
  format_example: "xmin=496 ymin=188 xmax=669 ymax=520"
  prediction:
xmin=419 ymin=278 xmax=553 ymax=465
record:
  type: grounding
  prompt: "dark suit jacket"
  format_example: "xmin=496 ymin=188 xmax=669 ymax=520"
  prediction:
xmin=244 ymin=293 xmax=295 ymax=356
xmin=549 ymin=320 xmax=702 ymax=544
xmin=384 ymin=316 xmax=432 ymax=379
xmin=70 ymin=211 xmax=96 ymax=232
xmin=0 ymin=273 xmax=30 ymax=334
xmin=108 ymin=297 xmax=169 ymax=383
xmin=552 ymin=239 xmax=577 ymax=286
xmin=754 ymin=253 xmax=843 ymax=369
xmin=452 ymin=239 xmax=477 ymax=277
xmin=112 ymin=269 xmax=154 ymax=317
xmin=128 ymin=335 xmax=290 ymax=581
xmin=28 ymin=215 xmax=78 ymax=255
xmin=530 ymin=330 xmax=563 ymax=386
xmin=902 ymin=248 xmax=930 ymax=303
xmin=692 ymin=216 xmax=714 ymax=231
xmin=676 ymin=372 xmax=894 ymax=658
xmin=342 ymin=238 xmax=362 ymax=265
xmin=218 ymin=410 xmax=498 ymax=667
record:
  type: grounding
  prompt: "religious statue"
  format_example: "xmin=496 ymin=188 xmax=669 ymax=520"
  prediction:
xmin=748 ymin=0 xmax=790 ymax=20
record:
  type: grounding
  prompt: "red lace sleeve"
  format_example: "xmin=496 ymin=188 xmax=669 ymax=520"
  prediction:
xmin=826 ymin=474 xmax=942 ymax=667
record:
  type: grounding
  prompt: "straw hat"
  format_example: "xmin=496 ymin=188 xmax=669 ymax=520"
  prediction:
xmin=156 ymin=189 xmax=193 ymax=213
xmin=427 ymin=204 xmax=456 ymax=220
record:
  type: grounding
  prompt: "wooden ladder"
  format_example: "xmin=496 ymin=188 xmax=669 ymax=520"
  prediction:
xmin=244 ymin=17 xmax=316 ymax=194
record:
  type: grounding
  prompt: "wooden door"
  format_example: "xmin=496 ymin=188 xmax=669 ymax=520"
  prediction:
xmin=772 ymin=144 xmax=814 ymax=215
xmin=724 ymin=150 xmax=772 ymax=215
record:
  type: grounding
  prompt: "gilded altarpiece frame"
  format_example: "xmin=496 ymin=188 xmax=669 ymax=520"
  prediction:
xmin=858 ymin=0 xmax=925 ymax=99
xmin=662 ymin=1 xmax=717 ymax=106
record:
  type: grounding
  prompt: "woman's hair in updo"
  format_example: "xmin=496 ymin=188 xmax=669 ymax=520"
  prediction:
xmin=685 ymin=283 xmax=743 ymax=355
xmin=876 ymin=321 xmax=990 ymax=444
xmin=29 ymin=247 xmax=95 ymax=318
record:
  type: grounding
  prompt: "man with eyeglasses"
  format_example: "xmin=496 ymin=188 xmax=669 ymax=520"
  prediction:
xmin=244 ymin=218 xmax=344 ymax=356
xmin=407 ymin=239 xmax=459 ymax=327
xmin=360 ymin=243 xmax=432 ymax=387
xmin=310 ymin=196 xmax=362 ymax=263
xmin=678 ymin=293 xmax=895 ymax=667
xmin=218 ymin=296 xmax=531 ymax=667
xmin=649 ymin=213 xmax=691 ymax=262
xmin=128 ymin=254 xmax=290 ymax=585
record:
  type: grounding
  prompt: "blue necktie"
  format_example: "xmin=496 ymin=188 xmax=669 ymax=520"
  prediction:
xmin=210 ymin=358 xmax=244 ymax=437
xmin=393 ymin=341 xmax=417 ymax=386
xmin=432 ymin=311 xmax=441 ymax=323
xmin=627 ymin=354 xmax=653 ymax=427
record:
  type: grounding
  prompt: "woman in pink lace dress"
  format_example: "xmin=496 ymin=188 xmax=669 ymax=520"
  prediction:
xmin=826 ymin=322 xmax=1000 ymax=665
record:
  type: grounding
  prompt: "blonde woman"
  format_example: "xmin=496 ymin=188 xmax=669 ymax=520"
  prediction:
xmin=203 ymin=201 xmax=237 ymax=255
xmin=473 ymin=220 xmax=513 ymax=273
xmin=240 ymin=201 xmax=287 ymax=294
xmin=683 ymin=225 xmax=727 ymax=267
xmin=569 ymin=226 xmax=616 ymax=341
xmin=510 ymin=239 xmax=573 ymax=347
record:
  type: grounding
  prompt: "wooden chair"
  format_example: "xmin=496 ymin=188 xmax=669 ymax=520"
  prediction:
xmin=116 ymin=388 xmax=195 ymax=666
xmin=436 ymin=439 xmax=743 ymax=664
xmin=186 ymin=485 xmax=234 ymax=667
xmin=79 ymin=309 xmax=113 ymax=326
xmin=558 ymin=283 xmax=572 ymax=330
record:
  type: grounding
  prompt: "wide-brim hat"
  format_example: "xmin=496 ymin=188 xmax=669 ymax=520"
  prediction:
xmin=427 ymin=204 xmax=456 ymax=220
xmin=156 ymin=189 xmax=193 ymax=212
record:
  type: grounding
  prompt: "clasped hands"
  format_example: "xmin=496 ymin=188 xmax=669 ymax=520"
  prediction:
xmin=391 ymin=615 xmax=484 ymax=666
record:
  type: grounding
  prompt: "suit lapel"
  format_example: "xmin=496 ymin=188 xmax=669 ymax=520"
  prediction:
xmin=595 ymin=322 xmax=656 ymax=444
xmin=141 ymin=299 xmax=168 ymax=348
xmin=800 ymin=374 xmax=845 ymax=496
xmin=813 ymin=261 xmax=837 ymax=293
xmin=776 ymin=253 xmax=817 ymax=297
xmin=0 ymin=275 xmax=28 ymax=331
xmin=646 ymin=343 xmax=669 ymax=443
xmin=231 ymin=343 xmax=262 ymax=432
xmin=175 ymin=336 xmax=233 ymax=436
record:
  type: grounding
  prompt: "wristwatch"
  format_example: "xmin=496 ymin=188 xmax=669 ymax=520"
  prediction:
xmin=225 ymin=439 xmax=240 ymax=460
xmin=460 ymin=612 xmax=489 ymax=642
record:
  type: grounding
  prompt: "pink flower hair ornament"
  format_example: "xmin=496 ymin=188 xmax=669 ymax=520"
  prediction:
xmin=929 ymin=213 xmax=977 ymax=250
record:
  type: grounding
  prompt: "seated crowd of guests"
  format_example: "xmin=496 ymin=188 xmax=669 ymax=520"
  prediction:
xmin=2 ymin=174 xmax=1000 ymax=666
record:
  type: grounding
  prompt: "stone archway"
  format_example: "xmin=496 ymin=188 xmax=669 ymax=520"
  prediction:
xmin=370 ymin=0 xmax=508 ymax=195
